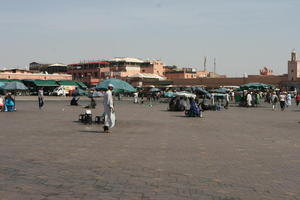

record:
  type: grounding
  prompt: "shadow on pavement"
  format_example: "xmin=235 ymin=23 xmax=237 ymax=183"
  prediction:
xmin=79 ymin=130 xmax=102 ymax=134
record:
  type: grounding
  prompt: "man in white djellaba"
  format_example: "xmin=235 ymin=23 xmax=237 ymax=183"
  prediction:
xmin=103 ymin=84 xmax=116 ymax=133
xmin=247 ymin=92 xmax=252 ymax=107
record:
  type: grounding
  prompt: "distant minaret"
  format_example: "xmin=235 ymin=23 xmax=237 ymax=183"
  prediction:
xmin=291 ymin=49 xmax=297 ymax=62
xmin=204 ymin=56 xmax=207 ymax=71
xmin=213 ymin=58 xmax=216 ymax=74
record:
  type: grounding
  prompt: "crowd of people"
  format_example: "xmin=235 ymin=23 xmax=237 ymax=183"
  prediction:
xmin=238 ymin=90 xmax=300 ymax=111
xmin=268 ymin=91 xmax=299 ymax=111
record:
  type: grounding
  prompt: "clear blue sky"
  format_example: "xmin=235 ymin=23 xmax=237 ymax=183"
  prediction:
xmin=0 ymin=0 xmax=299 ymax=76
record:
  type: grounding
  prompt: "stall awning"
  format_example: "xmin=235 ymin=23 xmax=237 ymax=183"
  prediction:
xmin=75 ymin=81 xmax=87 ymax=89
xmin=33 ymin=80 xmax=59 ymax=87
xmin=0 ymin=79 xmax=10 ymax=82
xmin=57 ymin=80 xmax=78 ymax=86
xmin=0 ymin=79 xmax=22 ymax=82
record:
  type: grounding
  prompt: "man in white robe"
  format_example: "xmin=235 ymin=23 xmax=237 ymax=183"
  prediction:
xmin=103 ymin=84 xmax=115 ymax=133
xmin=247 ymin=92 xmax=252 ymax=107
xmin=133 ymin=92 xmax=138 ymax=104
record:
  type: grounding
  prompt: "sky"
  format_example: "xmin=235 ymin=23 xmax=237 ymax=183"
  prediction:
xmin=0 ymin=0 xmax=299 ymax=76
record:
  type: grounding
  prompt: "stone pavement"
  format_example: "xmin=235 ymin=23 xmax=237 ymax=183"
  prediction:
xmin=0 ymin=99 xmax=299 ymax=200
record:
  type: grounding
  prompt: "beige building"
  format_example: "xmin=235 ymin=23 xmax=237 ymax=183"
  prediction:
xmin=0 ymin=69 xmax=71 ymax=80
xmin=288 ymin=50 xmax=300 ymax=81
xmin=141 ymin=60 xmax=165 ymax=76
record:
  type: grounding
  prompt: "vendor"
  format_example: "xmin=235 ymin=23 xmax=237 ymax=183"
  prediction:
xmin=5 ymin=93 xmax=15 ymax=112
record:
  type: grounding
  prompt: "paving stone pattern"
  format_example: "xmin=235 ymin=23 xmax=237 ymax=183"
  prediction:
xmin=0 ymin=99 xmax=299 ymax=200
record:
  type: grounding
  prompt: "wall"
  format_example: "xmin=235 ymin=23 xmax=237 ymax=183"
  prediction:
xmin=0 ymin=73 xmax=72 ymax=80
xmin=165 ymin=72 xmax=197 ymax=80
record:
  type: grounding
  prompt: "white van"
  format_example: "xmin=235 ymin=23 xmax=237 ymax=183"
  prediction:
xmin=52 ymin=85 xmax=76 ymax=96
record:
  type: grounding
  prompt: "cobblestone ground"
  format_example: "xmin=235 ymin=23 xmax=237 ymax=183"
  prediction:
xmin=0 ymin=98 xmax=299 ymax=200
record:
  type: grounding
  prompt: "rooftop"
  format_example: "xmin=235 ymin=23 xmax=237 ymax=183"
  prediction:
xmin=68 ymin=61 xmax=109 ymax=66
xmin=128 ymin=73 xmax=166 ymax=80
xmin=109 ymin=57 xmax=144 ymax=63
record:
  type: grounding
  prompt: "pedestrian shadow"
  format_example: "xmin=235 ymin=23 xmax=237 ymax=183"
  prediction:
xmin=175 ymin=115 xmax=187 ymax=118
xmin=161 ymin=110 xmax=184 ymax=112
xmin=291 ymin=110 xmax=300 ymax=112
xmin=79 ymin=130 xmax=102 ymax=134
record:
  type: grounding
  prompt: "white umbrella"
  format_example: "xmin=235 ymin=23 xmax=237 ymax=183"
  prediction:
xmin=174 ymin=91 xmax=196 ymax=98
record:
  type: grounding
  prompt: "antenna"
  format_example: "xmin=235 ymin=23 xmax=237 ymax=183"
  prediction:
xmin=204 ymin=56 xmax=207 ymax=71
xmin=213 ymin=58 xmax=216 ymax=74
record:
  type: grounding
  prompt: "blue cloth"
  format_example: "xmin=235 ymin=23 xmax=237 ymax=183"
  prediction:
xmin=5 ymin=98 xmax=15 ymax=112
xmin=189 ymin=101 xmax=200 ymax=116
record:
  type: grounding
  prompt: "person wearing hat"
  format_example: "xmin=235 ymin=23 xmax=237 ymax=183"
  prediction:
xmin=103 ymin=84 xmax=115 ymax=133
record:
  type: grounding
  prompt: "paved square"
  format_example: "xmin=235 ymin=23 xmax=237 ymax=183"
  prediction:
xmin=0 ymin=98 xmax=300 ymax=200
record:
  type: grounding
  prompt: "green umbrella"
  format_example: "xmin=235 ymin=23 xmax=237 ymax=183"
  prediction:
xmin=192 ymin=86 xmax=212 ymax=98
xmin=209 ymin=88 xmax=229 ymax=94
xmin=0 ymin=82 xmax=6 ymax=87
xmin=72 ymin=88 xmax=87 ymax=96
xmin=1 ymin=81 xmax=28 ymax=91
xmin=96 ymin=78 xmax=136 ymax=93
xmin=240 ymin=82 xmax=275 ymax=90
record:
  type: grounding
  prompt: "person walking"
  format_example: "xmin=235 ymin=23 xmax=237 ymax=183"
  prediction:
xmin=296 ymin=93 xmax=300 ymax=106
xmin=230 ymin=91 xmax=235 ymax=104
xmin=224 ymin=93 xmax=230 ymax=109
xmin=103 ymin=84 xmax=115 ymax=133
xmin=286 ymin=93 xmax=292 ymax=107
xmin=279 ymin=92 xmax=287 ymax=111
xmin=271 ymin=92 xmax=279 ymax=111
xmin=133 ymin=92 xmax=138 ymax=104
xmin=38 ymin=87 xmax=44 ymax=109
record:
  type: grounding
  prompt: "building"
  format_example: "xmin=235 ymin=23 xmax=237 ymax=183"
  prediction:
xmin=29 ymin=62 xmax=68 ymax=74
xmin=288 ymin=50 xmax=300 ymax=81
xmin=109 ymin=57 xmax=143 ymax=78
xmin=67 ymin=61 xmax=109 ymax=86
xmin=0 ymin=68 xmax=72 ymax=80
xmin=164 ymin=68 xmax=198 ymax=80
xmin=46 ymin=63 xmax=68 ymax=74
xmin=68 ymin=57 xmax=166 ymax=86
xmin=206 ymin=72 xmax=227 ymax=78
xmin=140 ymin=60 xmax=164 ymax=76
xmin=163 ymin=65 xmax=178 ymax=73
xmin=68 ymin=58 xmax=146 ymax=86
xmin=260 ymin=67 xmax=273 ymax=76
xmin=197 ymin=70 xmax=209 ymax=78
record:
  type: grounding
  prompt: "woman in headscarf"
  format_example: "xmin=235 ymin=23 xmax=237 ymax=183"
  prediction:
xmin=187 ymin=97 xmax=200 ymax=117
xmin=5 ymin=93 xmax=15 ymax=112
